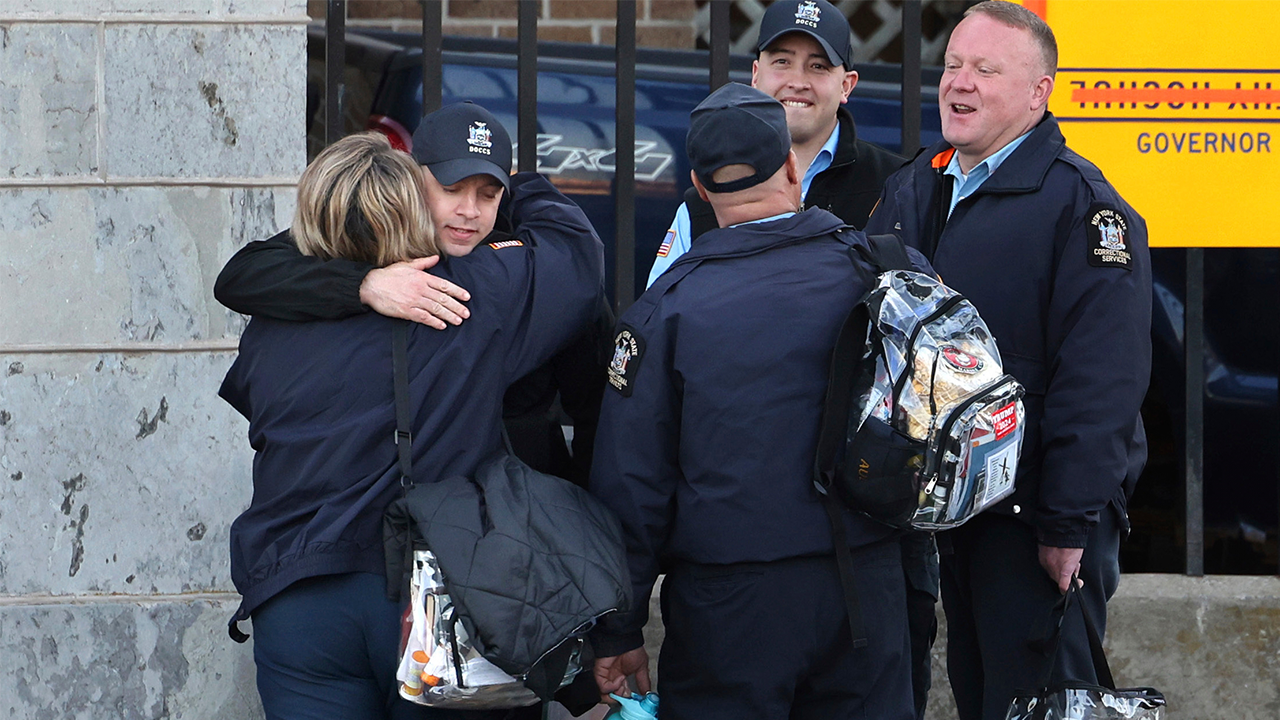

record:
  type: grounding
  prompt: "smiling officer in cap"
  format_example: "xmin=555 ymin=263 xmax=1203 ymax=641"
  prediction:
xmin=589 ymin=83 xmax=931 ymax=720
xmin=645 ymin=0 xmax=905 ymax=287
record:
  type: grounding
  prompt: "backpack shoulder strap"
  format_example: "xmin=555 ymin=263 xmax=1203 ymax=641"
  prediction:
xmin=814 ymin=297 xmax=875 ymax=652
xmin=832 ymin=229 xmax=913 ymax=283
xmin=684 ymin=185 xmax=718 ymax=241
xmin=860 ymin=233 xmax=913 ymax=273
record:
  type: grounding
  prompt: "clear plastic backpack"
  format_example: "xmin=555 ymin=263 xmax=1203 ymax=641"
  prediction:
xmin=818 ymin=268 xmax=1026 ymax=531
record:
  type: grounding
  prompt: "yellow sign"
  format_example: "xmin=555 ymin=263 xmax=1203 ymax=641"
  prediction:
xmin=1036 ymin=0 xmax=1279 ymax=247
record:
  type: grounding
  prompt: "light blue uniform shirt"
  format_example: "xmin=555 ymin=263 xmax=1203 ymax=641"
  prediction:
xmin=645 ymin=123 xmax=841 ymax=288
xmin=944 ymin=130 xmax=1031 ymax=218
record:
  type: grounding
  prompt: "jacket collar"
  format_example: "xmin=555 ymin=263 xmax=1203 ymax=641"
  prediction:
xmin=921 ymin=112 xmax=1065 ymax=195
xmin=630 ymin=208 xmax=846 ymax=326
xmin=828 ymin=105 xmax=861 ymax=168
xmin=679 ymin=208 xmax=847 ymax=266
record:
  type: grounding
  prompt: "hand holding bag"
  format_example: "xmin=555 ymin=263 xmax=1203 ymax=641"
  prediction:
xmin=1005 ymin=581 xmax=1165 ymax=720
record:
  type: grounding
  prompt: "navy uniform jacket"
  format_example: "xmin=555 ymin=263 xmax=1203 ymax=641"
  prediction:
xmin=217 ymin=174 xmax=604 ymax=628
xmin=864 ymin=113 xmax=1152 ymax=549
xmin=214 ymin=178 xmax=611 ymax=488
xmin=589 ymin=209 xmax=933 ymax=654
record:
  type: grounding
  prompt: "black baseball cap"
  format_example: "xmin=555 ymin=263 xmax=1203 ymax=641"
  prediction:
xmin=756 ymin=0 xmax=854 ymax=70
xmin=410 ymin=101 xmax=512 ymax=191
xmin=687 ymin=83 xmax=791 ymax=194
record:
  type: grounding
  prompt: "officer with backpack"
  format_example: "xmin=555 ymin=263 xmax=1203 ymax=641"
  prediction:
xmin=864 ymin=4 xmax=1152 ymax=719
xmin=646 ymin=3 xmax=938 ymax=712
xmin=588 ymin=82 xmax=934 ymax=720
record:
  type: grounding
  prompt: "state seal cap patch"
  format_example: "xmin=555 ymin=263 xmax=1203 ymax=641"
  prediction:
xmin=607 ymin=325 xmax=645 ymax=397
xmin=1086 ymin=204 xmax=1132 ymax=271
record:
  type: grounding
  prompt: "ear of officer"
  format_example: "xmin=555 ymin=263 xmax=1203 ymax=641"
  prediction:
xmin=685 ymin=83 xmax=803 ymax=229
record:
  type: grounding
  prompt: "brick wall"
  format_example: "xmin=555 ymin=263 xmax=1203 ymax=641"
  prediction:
xmin=309 ymin=0 xmax=697 ymax=48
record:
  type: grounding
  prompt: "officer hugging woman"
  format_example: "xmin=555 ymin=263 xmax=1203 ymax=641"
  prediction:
xmin=217 ymin=101 xmax=607 ymax=720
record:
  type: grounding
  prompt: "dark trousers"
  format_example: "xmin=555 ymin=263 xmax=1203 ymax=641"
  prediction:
xmin=901 ymin=532 xmax=939 ymax=720
xmin=657 ymin=541 xmax=914 ymax=720
xmin=939 ymin=510 xmax=1121 ymax=720
xmin=252 ymin=572 xmax=542 ymax=720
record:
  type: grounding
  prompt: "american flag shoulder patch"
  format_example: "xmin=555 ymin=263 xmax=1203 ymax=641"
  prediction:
xmin=488 ymin=240 xmax=524 ymax=250
xmin=656 ymin=230 xmax=675 ymax=258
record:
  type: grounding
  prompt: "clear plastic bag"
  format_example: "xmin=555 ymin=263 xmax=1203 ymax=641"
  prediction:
xmin=853 ymin=271 xmax=1025 ymax=531
xmin=1005 ymin=685 xmax=1166 ymax=720
xmin=396 ymin=550 xmax=580 ymax=709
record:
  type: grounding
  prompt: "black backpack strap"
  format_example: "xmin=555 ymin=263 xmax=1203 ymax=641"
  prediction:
xmin=393 ymin=320 xmax=413 ymax=488
xmin=813 ymin=305 xmax=872 ymax=650
xmin=684 ymin=185 xmax=718 ymax=241
xmin=820 ymin=492 xmax=869 ymax=650
xmin=860 ymin=233 xmax=914 ymax=273
xmin=814 ymin=303 xmax=870 ymax=494
xmin=813 ymin=250 xmax=879 ymax=652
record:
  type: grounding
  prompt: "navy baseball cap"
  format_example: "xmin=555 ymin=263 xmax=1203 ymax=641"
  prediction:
xmin=687 ymin=83 xmax=791 ymax=194
xmin=756 ymin=0 xmax=854 ymax=70
xmin=411 ymin=101 xmax=512 ymax=191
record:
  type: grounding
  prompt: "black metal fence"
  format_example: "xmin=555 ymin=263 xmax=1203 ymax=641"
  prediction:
xmin=319 ymin=0 xmax=1231 ymax=579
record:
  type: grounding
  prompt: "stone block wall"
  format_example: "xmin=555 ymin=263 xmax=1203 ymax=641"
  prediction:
xmin=0 ymin=2 xmax=305 ymax=718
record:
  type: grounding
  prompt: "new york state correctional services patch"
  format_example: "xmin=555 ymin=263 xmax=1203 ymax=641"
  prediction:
xmin=607 ymin=325 xmax=645 ymax=397
xmin=1086 ymin=204 xmax=1132 ymax=271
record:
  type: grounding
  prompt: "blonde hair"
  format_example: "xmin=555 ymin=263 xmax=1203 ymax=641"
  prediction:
xmin=292 ymin=133 xmax=438 ymax=266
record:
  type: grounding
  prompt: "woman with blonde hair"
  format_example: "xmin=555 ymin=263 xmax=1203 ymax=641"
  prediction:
xmin=290 ymin=132 xmax=439 ymax=266
xmin=219 ymin=131 xmax=605 ymax=720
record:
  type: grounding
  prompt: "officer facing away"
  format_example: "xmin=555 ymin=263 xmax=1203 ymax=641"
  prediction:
xmin=645 ymin=0 xmax=904 ymax=288
xmin=589 ymin=83 xmax=932 ymax=720
xmin=645 ymin=1 xmax=939 ymax=712
xmin=864 ymin=3 xmax=1152 ymax=719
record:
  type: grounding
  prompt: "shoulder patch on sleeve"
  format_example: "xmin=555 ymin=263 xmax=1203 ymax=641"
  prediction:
xmin=1085 ymin=204 xmax=1133 ymax=271
xmin=607 ymin=325 xmax=646 ymax=397
xmin=656 ymin=230 xmax=675 ymax=258
xmin=488 ymin=239 xmax=524 ymax=250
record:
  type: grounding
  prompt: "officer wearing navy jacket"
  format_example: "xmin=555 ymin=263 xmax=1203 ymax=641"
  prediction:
xmin=589 ymin=83 xmax=930 ymax=720
xmin=864 ymin=4 xmax=1152 ymax=719
xmin=214 ymin=102 xmax=611 ymax=490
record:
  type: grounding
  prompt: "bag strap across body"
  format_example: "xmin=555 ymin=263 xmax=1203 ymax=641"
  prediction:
xmin=393 ymin=321 xmax=414 ymax=488
xmin=813 ymin=232 xmax=913 ymax=651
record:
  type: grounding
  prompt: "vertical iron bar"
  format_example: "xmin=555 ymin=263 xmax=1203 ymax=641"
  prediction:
xmin=709 ymin=0 xmax=730 ymax=91
xmin=517 ymin=0 xmax=539 ymax=173
xmin=615 ymin=0 xmax=637 ymax=311
xmin=420 ymin=0 xmax=443 ymax=115
xmin=325 ymin=0 xmax=346 ymax=146
xmin=900 ymin=0 xmax=922 ymax=156
xmin=1185 ymin=247 xmax=1205 ymax=576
